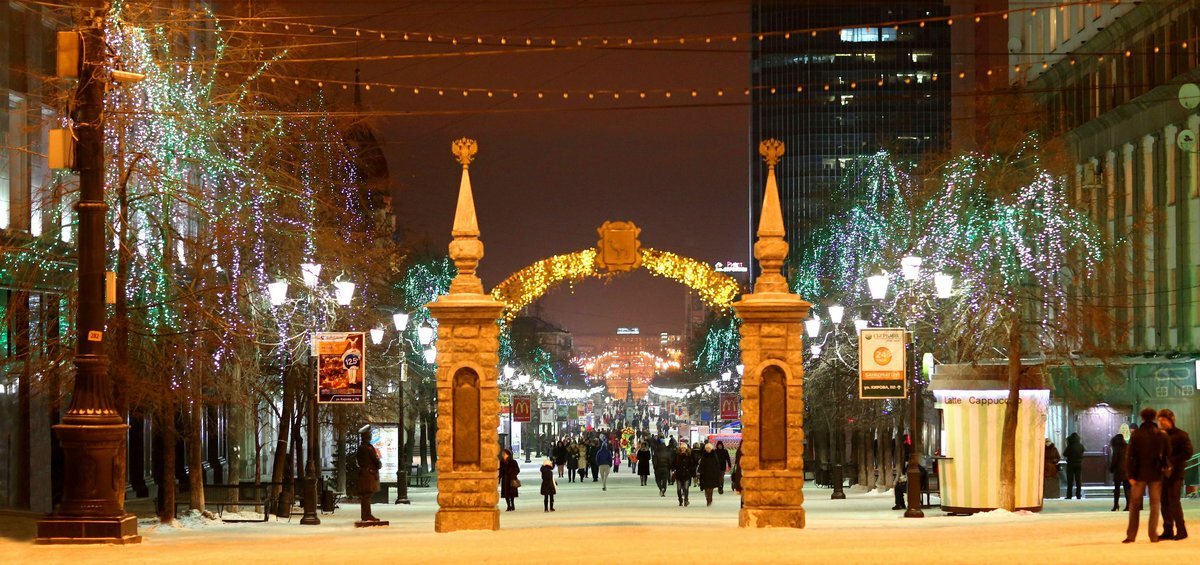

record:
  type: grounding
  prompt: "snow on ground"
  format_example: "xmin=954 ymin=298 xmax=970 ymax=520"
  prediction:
xmin=3 ymin=460 xmax=1196 ymax=564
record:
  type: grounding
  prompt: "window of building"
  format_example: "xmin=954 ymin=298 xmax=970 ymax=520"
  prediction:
xmin=911 ymin=52 xmax=933 ymax=63
xmin=839 ymin=27 xmax=896 ymax=42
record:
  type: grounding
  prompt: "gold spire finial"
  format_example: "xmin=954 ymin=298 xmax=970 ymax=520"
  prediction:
xmin=759 ymin=138 xmax=785 ymax=169
xmin=452 ymin=138 xmax=478 ymax=167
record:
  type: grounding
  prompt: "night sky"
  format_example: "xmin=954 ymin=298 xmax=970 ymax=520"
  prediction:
xmin=257 ymin=1 xmax=750 ymax=336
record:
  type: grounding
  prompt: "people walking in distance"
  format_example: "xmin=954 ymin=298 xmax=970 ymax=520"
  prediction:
xmin=355 ymin=427 xmax=382 ymax=522
xmin=1157 ymin=409 xmax=1192 ymax=540
xmin=499 ymin=448 xmax=521 ymax=512
xmin=540 ymin=458 xmax=557 ymax=512
xmin=1063 ymin=433 xmax=1086 ymax=499
xmin=613 ymin=441 xmax=622 ymax=473
xmin=715 ymin=441 xmax=731 ymax=495
xmin=554 ymin=440 xmax=567 ymax=478
xmin=672 ymin=443 xmax=695 ymax=506
xmin=1109 ymin=434 xmax=1130 ymax=512
xmin=1124 ymin=408 xmax=1171 ymax=543
xmin=653 ymin=439 xmax=673 ymax=496
xmin=697 ymin=443 xmax=724 ymax=506
xmin=637 ymin=442 xmax=652 ymax=486
xmin=566 ymin=440 xmax=579 ymax=483
xmin=1044 ymin=438 xmax=1062 ymax=499
xmin=578 ymin=440 xmax=591 ymax=482
xmin=731 ymin=448 xmax=744 ymax=507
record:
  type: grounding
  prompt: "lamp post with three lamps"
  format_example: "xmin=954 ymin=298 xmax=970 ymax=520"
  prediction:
xmin=368 ymin=314 xmax=436 ymax=505
xmin=267 ymin=263 xmax=360 ymax=526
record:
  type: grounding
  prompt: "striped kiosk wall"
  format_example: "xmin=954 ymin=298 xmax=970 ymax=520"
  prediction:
xmin=933 ymin=389 xmax=1050 ymax=513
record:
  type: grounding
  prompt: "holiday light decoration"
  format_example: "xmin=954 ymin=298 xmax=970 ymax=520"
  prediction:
xmin=492 ymin=247 xmax=741 ymax=321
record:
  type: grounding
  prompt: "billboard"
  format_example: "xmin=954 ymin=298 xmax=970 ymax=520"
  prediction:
xmin=314 ymin=332 xmax=366 ymax=403
xmin=858 ymin=328 xmax=907 ymax=399
xmin=513 ymin=395 xmax=532 ymax=423
xmin=370 ymin=425 xmax=400 ymax=482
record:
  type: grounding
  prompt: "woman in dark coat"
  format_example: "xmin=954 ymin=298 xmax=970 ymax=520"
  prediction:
xmin=636 ymin=442 xmax=652 ymax=486
xmin=499 ymin=448 xmax=521 ymax=511
xmin=697 ymin=443 xmax=724 ymax=506
xmin=1063 ymin=433 xmax=1085 ymax=499
xmin=715 ymin=441 xmax=731 ymax=494
xmin=540 ymin=459 xmax=556 ymax=512
xmin=1109 ymin=434 xmax=1130 ymax=512
xmin=553 ymin=440 xmax=568 ymax=478
xmin=565 ymin=441 xmax=579 ymax=483
xmin=672 ymin=444 xmax=695 ymax=506
xmin=355 ymin=427 xmax=382 ymax=521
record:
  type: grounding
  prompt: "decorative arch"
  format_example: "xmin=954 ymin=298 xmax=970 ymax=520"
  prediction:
xmin=491 ymin=244 xmax=742 ymax=322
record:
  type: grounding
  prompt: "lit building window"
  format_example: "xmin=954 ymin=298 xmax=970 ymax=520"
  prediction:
xmin=839 ymin=27 xmax=896 ymax=42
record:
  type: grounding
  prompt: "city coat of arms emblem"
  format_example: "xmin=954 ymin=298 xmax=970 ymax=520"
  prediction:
xmin=596 ymin=221 xmax=642 ymax=272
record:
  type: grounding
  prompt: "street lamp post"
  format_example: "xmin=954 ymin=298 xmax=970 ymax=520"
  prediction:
xmin=374 ymin=311 xmax=430 ymax=505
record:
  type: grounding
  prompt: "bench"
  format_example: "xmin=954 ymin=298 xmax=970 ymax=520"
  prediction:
xmin=922 ymin=474 xmax=940 ymax=507
xmin=408 ymin=465 xmax=433 ymax=488
xmin=174 ymin=483 xmax=275 ymax=523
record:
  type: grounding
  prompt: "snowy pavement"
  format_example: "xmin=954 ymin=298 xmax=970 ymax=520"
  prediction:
xmin=2 ymin=460 xmax=1197 ymax=564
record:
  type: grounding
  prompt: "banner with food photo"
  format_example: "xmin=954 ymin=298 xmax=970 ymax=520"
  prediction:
xmin=314 ymin=331 xmax=367 ymax=403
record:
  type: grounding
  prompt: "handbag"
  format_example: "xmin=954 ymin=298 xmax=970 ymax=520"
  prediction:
xmin=512 ymin=478 xmax=521 ymax=488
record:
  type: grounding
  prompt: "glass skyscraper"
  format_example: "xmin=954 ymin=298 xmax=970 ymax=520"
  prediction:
xmin=750 ymin=1 xmax=951 ymax=261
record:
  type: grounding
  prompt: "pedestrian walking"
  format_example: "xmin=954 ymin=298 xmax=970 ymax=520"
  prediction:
xmin=355 ymin=427 xmax=382 ymax=522
xmin=1064 ymin=433 xmax=1085 ymax=499
xmin=653 ymin=439 xmax=673 ymax=496
xmin=596 ymin=439 xmax=614 ymax=490
xmin=672 ymin=443 xmax=695 ymax=506
xmin=1158 ymin=409 xmax=1192 ymax=540
xmin=566 ymin=441 xmax=579 ymax=483
xmin=578 ymin=440 xmax=590 ymax=482
xmin=1109 ymin=434 xmax=1129 ymax=512
xmin=731 ymin=448 xmax=743 ymax=501
xmin=715 ymin=441 xmax=731 ymax=495
xmin=697 ymin=443 xmax=724 ymax=506
xmin=637 ymin=442 xmax=652 ymax=486
xmin=541 ymin=458 xmax=557 ymax=512
xmin=1123 ymin=407 xmax=1171 ymax=543
xmin=499 ymin=448 xmax=521 ymax=511
xmin=613 ymin=442 xmax=622 ymax=473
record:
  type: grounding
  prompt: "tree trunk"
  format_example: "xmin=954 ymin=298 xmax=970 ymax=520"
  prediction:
xmin=865 ymin=429 xmax=878 ymax=491
xmin=159 ymin=408 xmax=177 ymax=523
xmin=418 ymin=406 xmax=430 ymax=472
xmin=269 ymin=365 xmax=294 ymax=499
xmin=188 ymin=398 xmax=205 ymax=511
xmin=999 ymin=319 xmax=1022 ymax=511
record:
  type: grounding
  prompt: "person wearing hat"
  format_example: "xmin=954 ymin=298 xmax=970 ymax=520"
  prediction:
xmin=355 ymin=426 xmax=382 ymax=522
xmin=540 ymin=458 xmax=557 ymax=512
xmin=1157 ymin=408 xmax=1192 ymax=540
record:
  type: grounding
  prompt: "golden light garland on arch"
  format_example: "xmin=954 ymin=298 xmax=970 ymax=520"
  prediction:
xmin=491 ymin=247 xmax=742 ymax=322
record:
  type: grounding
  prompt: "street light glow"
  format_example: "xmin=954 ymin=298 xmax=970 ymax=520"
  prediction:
xmin=333 ymin=280 xmax=356 ymax=306
xmin=721 ymin=370 xmax=732 ymax=381
xmin=267 ymin=279 xmax=289 ymax=306
xmin=301 ymin=262 xmax=322 ymax=287
xmin=828 ymin=304 xmax=845 ymax=324
xmin=804 ymin=316 xmax=821 ymax=338
xmin=370 ymin=327 xmax=384 ymax=345
xmin=900 ymin=255 xmax=923 ymax=280
xmin=934 ymin=271 xmax=954 ymax=298
xmin=854 ymin=318 xmax=869 ymax=334
xmin=867 ymin=272 xmax=889 ymax=299
xmin=503 ymin=365 xmax=515 ymax=379
xmin=393 ymin=311 xmax=410 ymax=331
xmin=423 ymin=346 xmax=437 ymax=364
xmin=417 ymin=320 xmax=435 ymax=345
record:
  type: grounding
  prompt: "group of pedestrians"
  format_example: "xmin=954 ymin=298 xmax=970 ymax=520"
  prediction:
xmin=668 ymin=439 xmax=734 ymax=507
xmin=1122 ymin=408 xmax=1193 ymax=543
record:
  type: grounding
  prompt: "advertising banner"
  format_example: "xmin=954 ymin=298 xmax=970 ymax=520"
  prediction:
xmin=719 ymin=393 xmax=739 ymax=420
xmin=557 ymin=404 xmax=569 ymax=422
xmin=314 ymin=332 xmax=366 ymax=403
xmin=371 ymin=425 xmax=400 ymax=482
xmin=568 ymin=405 xmax=579 ymax=420
xmin=539 ymin=401 xmax=556 ymax=422
xmin=859 ymin=328 xmax=907 ymax=399
xmin=512 ymin=394 xmax=532 ymax=423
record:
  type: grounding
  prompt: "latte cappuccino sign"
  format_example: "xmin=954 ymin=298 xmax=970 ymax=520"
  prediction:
xmin=858 ymin=328 xmax=906 ymax=399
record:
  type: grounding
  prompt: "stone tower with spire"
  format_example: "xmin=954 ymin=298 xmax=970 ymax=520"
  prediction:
xmin=734 ymin=139 xmax=812 ymax=528
xmin=427 ymin=139 xmax=505 ymax=533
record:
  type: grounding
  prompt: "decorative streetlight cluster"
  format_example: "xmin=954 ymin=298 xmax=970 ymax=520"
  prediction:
xmin=500 ymin=364 xmax=604 ymax=399
xmin=267 ymin=262 xmax=361 ymax=307
xmin=648 ymin=364 xmax=742 ymax=399
xmin=805 ymin=255 xmax=955 ymax=359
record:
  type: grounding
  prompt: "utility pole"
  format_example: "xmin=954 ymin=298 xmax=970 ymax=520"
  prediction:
xmin=37 ymin=5 xmax=140 ymax=544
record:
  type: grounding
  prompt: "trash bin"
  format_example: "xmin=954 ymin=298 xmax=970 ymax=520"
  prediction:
xmin=320 ymin=489 xmax=335 ymax=512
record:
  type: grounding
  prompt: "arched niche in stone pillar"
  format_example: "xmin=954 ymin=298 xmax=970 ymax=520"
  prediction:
xmin=452 ymin=367 xmax=482 ymax=468
xmin=759 ymin=363 xmax=789 ymax=469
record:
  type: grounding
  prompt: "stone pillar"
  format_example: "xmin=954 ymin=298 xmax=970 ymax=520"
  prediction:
xmin=735 ymin=139 xmax=811 ymax=529
xmin=428 ymin=139 xmax=505 ymax=533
